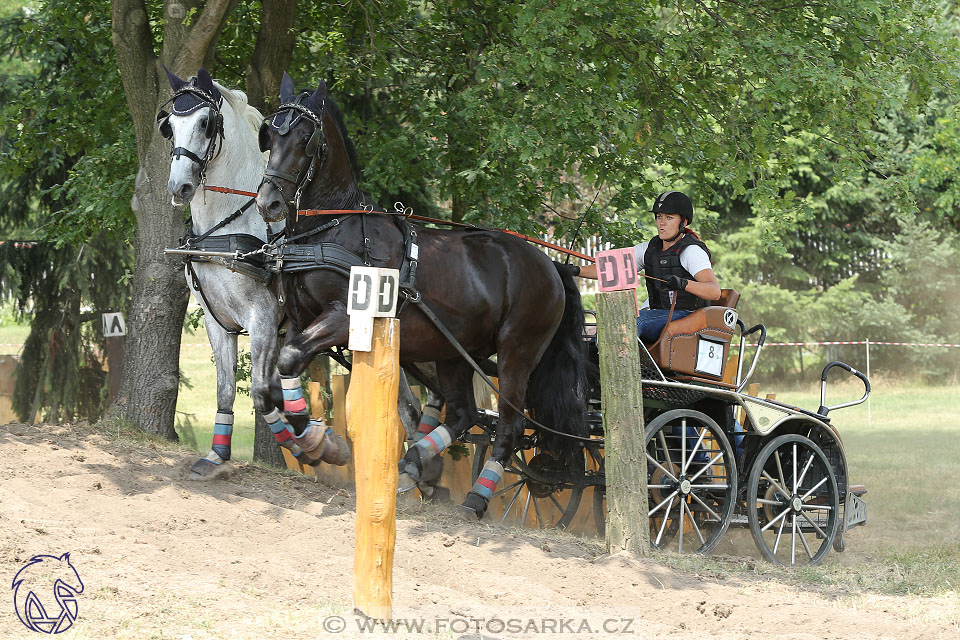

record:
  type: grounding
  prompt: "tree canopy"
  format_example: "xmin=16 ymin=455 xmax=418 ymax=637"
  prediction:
xmin=2 ymin=0 xmax=959 ymax=427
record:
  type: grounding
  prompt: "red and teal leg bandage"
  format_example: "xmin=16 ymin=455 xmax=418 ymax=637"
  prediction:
xmin=469 ymin=459 xmax=504 ymax=501
xmin=281 ymin=375 xmax=307 ymax=414
xmin=412 ymin=424 xmax=453 ymax=460
xmin=208 ymin=411 xmax=234 ymax=462
xmin=414 ymin=404 xmax=442 ymax=442
xmin=263 ymin=407 xmax=301 ymax=455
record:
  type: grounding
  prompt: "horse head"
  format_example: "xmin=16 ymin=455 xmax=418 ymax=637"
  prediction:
xmin=256 ymin=73 xmax=338 ymax=222
xmin=156 ymin=65 xmax=225 ymax=205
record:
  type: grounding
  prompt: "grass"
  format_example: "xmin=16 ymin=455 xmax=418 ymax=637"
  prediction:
xmin=666 ymin=376 xmax=960 ymax=599
xmin=175 ymin=320 xmax=257 ymax=460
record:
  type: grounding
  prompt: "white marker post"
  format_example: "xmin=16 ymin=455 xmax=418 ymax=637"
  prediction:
xmin=345 ymin=266 xmax=402 ymax=619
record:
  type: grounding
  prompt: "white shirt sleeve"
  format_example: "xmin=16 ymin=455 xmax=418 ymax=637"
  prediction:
xmin=680 ymin=245 xmax=712 ymax=277
xmin=632 ymin=241 xmax=649 ymax=270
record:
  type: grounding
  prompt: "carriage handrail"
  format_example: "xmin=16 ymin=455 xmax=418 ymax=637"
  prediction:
xmin=817 ymin=361 xmax=870 ymax=416
xmin=735 ymin=322 xmax=766 ymax=393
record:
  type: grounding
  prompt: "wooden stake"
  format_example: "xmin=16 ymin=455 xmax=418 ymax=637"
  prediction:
xmin=346 ymin=317 xmax=401 ymax=620
xmin=596 ymin=290 xmax=649 ymax=556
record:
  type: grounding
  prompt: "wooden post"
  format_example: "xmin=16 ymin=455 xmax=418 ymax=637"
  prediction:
xmin=346 ymin=317 xmax=401 ymax=620
xmin=596 ymin=290 xmax=649 ymax=556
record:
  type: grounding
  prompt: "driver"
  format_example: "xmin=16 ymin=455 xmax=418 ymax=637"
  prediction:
xmin=575 ymin=191 xmax=720 ymax=342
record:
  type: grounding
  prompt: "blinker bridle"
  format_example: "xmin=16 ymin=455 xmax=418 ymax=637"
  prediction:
xmin=258 ymin=94 xmax=327 ymax=213
xmin=156 ymin=81 xmax=225 ymax=185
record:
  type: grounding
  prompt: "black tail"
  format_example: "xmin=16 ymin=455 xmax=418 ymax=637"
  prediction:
xmin=526 ymin=263 xmax=591 ymax=457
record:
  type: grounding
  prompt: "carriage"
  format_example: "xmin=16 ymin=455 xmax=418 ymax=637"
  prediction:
xmin=462 ymin=288 xmax=870 ymax=566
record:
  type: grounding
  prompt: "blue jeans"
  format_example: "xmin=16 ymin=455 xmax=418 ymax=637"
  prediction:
xmin=636 ymin=308 xmax=691 ymax=343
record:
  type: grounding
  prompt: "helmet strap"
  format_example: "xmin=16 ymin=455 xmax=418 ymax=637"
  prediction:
xmin=663 ymin=229 xmax=683 ymax=243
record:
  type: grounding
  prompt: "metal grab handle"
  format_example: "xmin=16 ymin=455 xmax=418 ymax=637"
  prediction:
xmin=735 ymin=322 xmax=767 ymax=393
xmin=817 ymin=361 xmax=871 ymax=416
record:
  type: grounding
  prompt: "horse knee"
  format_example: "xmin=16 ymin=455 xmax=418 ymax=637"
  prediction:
xmin=276 ymin=346 xmax=302 ymax=376
xmin=250 ymin=383 xmax=276 ymax=414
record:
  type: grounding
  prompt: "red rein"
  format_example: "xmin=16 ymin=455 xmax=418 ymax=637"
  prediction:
xmin=204 ymin=185 xmax=595 ymax=263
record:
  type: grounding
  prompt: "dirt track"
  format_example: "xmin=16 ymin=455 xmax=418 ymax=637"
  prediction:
xmin=0 ymin=420 xmax=957 ymax=639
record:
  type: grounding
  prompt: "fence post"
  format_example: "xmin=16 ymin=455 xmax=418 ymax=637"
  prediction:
xmin=346 ymin=317 xmax=402 ymax=620
xmin=596 ymin=290 xmax=648 ymax=556
xmin=865 ymin=339 xmax=871 ymax=428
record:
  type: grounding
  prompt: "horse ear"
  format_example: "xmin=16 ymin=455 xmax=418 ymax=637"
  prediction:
xmin=162 ymin=64 xmax=188 ymax=91
xmin=280 ymin=72 xmax=296 ymax=102
xmin=314 ymin=80 xmax=327 ymax=101
xmin=196 ymin=67 xmax=221 ymax=102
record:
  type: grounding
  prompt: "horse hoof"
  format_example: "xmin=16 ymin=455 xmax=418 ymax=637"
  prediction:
xmin=188 ymin=458 xmax=230 ymax=480
xmin=460 ymin=492 xmax=488 ymax=519
xmin=320 ymin=432 xmax=351 ymax=466
xmin=397 ymin=473 xmax=419 ymax=494
xmin=455 ymin=504 xmax=482 ymax=521
xmin=425 ymin=486 xmax=450 ymax=504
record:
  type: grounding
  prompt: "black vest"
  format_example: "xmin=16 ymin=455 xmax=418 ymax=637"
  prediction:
xmin=643 ymin=234 xmax=712 ymax=311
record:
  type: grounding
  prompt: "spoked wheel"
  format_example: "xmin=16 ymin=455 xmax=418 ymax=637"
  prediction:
xmin=645 ymin=409 xmax=738 ymax=554
xmin=747 ymin=433 xmax=840 ymax=566
xmin=472 ymin=441 xmax=586 ymax=530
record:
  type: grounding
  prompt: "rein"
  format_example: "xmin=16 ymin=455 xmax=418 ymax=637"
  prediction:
xmin=297 ymin=205 xmax=597 ymax=263
xmin=203 ymin=185 xmax=596 ymax=263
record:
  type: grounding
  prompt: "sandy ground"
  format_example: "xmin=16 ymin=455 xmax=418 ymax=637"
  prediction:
xmin=0 ymin=420 xmax=957 ymax=640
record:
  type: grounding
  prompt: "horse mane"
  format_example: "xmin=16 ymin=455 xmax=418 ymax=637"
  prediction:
xmin=323 ymin=95 xmax=362 ymax=184
xmin=213 ymin=80 xmax=265 ymax=133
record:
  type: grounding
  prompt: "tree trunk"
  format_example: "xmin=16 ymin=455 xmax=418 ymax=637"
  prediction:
xmin=112 ymin=155 xmax=190 ymax=439
xmin=110 ymin=0 xmax=232 ymax=438
xmin=245 ymin=0 xmax=297 ymax=113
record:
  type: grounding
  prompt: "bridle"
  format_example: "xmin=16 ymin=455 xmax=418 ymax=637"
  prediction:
xmin=258 ymin=93 xmax=327 ymax=212
xmin=156 ymin=81 xmax=225 ymax=185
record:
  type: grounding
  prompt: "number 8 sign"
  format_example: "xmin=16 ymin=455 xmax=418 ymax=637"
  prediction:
xmin=595 ymin=247 xmax=639 ymax=292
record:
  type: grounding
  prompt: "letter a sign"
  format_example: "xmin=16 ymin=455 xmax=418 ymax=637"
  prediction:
xmin=102 ymin=312 xmax=126 ymax=337
xmin=347 ymin=267 xmax=400 ymax=351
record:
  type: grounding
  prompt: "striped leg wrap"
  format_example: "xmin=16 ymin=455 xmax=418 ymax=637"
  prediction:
xmin=281 ymin=375 xmax=307 ymax=414
xmin=412 ymin=424 xmax=453 ymax=461
xmin=414 ymin=405 xmax=442 ymax=442
xmin=264 ymin=407 xmax=301 ymax=455
xmin=207 ymin=411 xmax=234 ymax=462
xmin=469 ymin=460 xmax=504 ymax=501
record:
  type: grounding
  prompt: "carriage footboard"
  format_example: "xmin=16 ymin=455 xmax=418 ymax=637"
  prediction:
xmin=845 ymin=491 xmax=867 ymax=529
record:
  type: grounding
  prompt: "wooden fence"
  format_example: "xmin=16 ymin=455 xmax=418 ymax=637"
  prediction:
xmin=281 ymin=365 xmax=604 ymax=537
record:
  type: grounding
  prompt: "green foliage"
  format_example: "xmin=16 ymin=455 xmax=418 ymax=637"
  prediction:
xmin=3 ymin=0 xmax=960 ymax=408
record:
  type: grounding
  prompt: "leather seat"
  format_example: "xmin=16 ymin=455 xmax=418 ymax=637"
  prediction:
xmin=645 ymin=289 xmax=740 ymax=382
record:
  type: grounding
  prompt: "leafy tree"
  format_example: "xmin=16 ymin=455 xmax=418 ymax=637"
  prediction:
xmin=0 ymin=0 xmax=132 ymax=422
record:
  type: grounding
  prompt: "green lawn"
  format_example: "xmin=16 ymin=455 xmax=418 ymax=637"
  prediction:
xmin=175 ymin=323 xmax=258 ymax=461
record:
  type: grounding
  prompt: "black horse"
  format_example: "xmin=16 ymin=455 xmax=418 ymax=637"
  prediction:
xmin=255 ymin=74 xmax=588 ymax=519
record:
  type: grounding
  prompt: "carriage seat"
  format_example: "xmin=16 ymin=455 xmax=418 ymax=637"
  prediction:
xmin=645 ymin=289 xmax=740 ymax=383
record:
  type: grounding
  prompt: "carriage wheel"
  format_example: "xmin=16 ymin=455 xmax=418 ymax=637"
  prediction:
xmin=747 ymin=433 xmax=840 ymax=566
xmin=472 ymin=441 xmax=586 ymax=530
xmin=644 ymin=409 xmax=738 ymax=554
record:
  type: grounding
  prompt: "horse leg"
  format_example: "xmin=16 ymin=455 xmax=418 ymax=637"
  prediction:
xmin=190 ymin=321 xmax=238 ymax=477
xmin=247 ymin=319 xmax=301 ymax=456
xmin=398 ymin=360 xmax=473 ymax=493
xmin=273 ymin=304 xmax=351 ymax=466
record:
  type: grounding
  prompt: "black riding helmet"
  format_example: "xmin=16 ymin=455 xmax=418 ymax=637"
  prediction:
xmin=651 ymin=191 xmax=693 ymax=226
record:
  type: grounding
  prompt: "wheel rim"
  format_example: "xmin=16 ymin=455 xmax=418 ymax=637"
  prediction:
xmin=644 ymin=410 xmax=738 ymax=554
xmin=472 ymin=442 xmax=586 ymax=530
xmin=747 ymin=434 xmax=840 ymax=566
